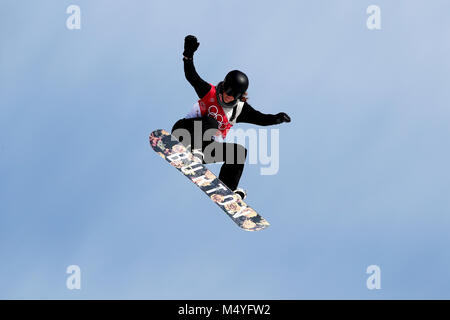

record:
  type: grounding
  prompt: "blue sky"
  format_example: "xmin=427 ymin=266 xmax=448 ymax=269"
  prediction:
xmin=1 ymin=0 xmax=450 ymax=299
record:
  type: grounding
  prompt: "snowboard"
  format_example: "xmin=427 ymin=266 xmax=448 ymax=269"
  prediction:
xmin=149 ymin=129 xmax=270 ymax=231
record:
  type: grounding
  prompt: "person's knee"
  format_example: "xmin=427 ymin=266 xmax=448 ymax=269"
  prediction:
xmin=171 ymin=119 xmax=186 ymax=134
xmin=171 ymin=119 xmax=191 ymax=146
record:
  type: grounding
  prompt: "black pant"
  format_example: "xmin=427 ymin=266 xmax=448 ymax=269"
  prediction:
xmin=171 ymin=117 xmax=247 ymax=191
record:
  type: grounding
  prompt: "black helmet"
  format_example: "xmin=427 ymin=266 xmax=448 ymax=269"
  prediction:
xmin=222 ymin=70 xmax=249 ymax=100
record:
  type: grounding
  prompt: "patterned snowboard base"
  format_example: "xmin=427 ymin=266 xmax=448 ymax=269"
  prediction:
xmin=149 ymin=129 xmax=270 ymax=231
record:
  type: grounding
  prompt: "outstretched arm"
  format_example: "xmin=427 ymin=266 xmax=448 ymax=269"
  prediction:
xmin=236 ymin=103 xmax=291 ymax=126
xmin=183 ymin=35 xmax=211 ymax=99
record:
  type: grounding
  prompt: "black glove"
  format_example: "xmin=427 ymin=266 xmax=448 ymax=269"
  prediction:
xmin=275 ymin=112 xmax=291 ymax=124
xmin=183 ymin=35 xmax=200 ymax=58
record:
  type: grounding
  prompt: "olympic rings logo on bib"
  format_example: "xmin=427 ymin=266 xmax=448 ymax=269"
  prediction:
xmin=208 ymin=105 xmax=228 ymax=130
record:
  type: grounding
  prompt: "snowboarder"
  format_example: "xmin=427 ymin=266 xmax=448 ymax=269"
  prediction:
xmin=172 ymin=35 xmax=291 ymax=200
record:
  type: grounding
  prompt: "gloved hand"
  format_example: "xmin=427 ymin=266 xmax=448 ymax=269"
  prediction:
xmin=275 ymin=112 xmax=291 ymax=124
xmin=183 ymin=35 xmax=200 ymax=59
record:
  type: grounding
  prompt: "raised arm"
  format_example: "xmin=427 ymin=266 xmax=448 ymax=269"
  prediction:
xmin=236 ymin=103 xmax=291 ymax=126
xmin=183 ymin=35 xmax=211 ymax=99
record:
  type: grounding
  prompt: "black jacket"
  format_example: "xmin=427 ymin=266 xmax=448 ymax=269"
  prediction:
xmin=184 ymin=58 xmax=281 ymax=126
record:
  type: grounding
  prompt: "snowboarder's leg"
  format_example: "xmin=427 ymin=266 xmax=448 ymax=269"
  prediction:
xmin=171 ymin=116 xmax=218 ymax=150
xmin=218 ymin=143 xmax=247 ymax=191
xmin=203 ymin=141 xmax=247 ymax=191
xmin=172 ymin=118 xmax=247 ymax=191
